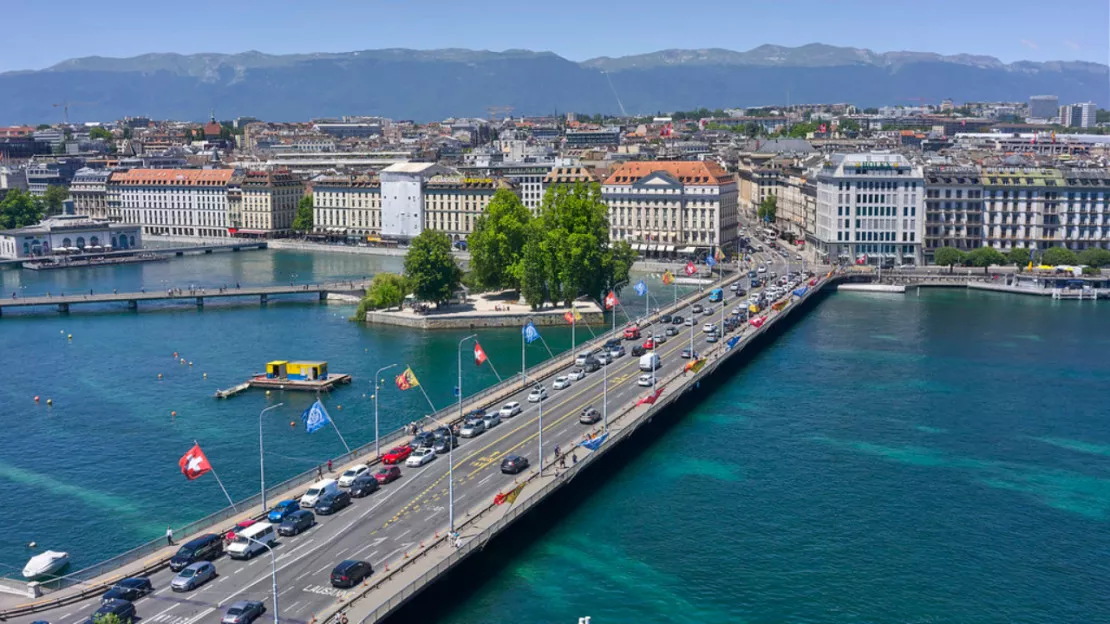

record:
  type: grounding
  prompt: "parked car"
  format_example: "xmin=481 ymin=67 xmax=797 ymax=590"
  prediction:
xmin=482 ymin=413 xmax=502 ymax=429
xmin=527 ymin=385 xmax=548 ymax=402
xmin=374 ymin=466 xmax=401 ymax=484
xmin=382 ymin=445 xmax=413 ymax=465
xmin=169 ymin=534 xmax=223 ymax=572
xmin=552 ymin=375 xmax=572 ymax=390
xmin=101 ymin=578 xmax=153 ymax=604
xmin=349 ymin=475 xmax=380 ymax=498
xmin=406 ymin=447 xmax=437 ymax=467
xmin=500 ymin=401 xmax=523 ymax=417
xmin=278 ymin=510 xmax=315 ymax=536
xmin=221 ymin=600 xmax=265 ymax=624
xmin=500 ymin=455 xmax=530 ymax=474
xmin=460 ymin=418 xmax=486 ymax=438
xmin=267 ymin=500 xmax=299 ymax=524
xmin=338 ymin=464 xmax=369 ymax=487
xmin=432 ymin=434 xmax=458 ymax=454
xmin=171 ymin=561 xmax=216 ymax=592
xmin=567 ymin=368 xmax=586 ymax=381
xmin=330 ymin=560 xmax=373 ymax=589
xmin=638 ymin=374 xmax=656 ymax=387
xmin=84 ymin=599 xmax=136 ymax=624
xmin=579 ymin=407 xmax=602 ymax=424
xmin=314 ymin=490 xmax=351 ymax=515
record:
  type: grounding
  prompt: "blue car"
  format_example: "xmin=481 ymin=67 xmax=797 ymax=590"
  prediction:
xmin=268 ymin=499 xmax=299 ymax=523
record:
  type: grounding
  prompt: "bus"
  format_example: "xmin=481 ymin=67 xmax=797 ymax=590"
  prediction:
xmin=709 ymin=288 xmax=723 ymax=303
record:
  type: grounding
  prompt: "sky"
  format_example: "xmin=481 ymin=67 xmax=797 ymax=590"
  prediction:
xmin=2 ymin=0 xmax=1107 ymax=73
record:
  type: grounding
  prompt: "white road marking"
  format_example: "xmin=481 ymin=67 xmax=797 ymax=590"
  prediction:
xmin=478 ymin=474 xmax=494 ymax=486
xmin=352 ymin=536 xmax=388 ymax=557
xmin=286 ymin=600 xmax=303 ymax=613
xmin=313 ymin=563 xmax=331 ymax=575
xmin=393 ymin=528 xmax=411 ymax=541
xmin=149 ymin=602 xmax=183 ymax=622
xmin=59 ymin=612 xmax=72 ymax=620
xmin=294 ymin=570 xmax=313 ymax=581
xmin=182 ymin=607 xmax=215 ymax=624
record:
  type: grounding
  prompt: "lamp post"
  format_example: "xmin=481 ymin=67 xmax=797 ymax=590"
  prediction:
xmin=454 ymin=334 xmax=478 ymax=531
xmin=243 ymin=536 xmax=279 ymax=624
xmin=258 ymin=402 xmax=284 ymax=513
xmin=371 ymin=364 xmax=399 ymax=458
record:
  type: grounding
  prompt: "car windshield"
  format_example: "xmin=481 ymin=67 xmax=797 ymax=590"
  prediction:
xmin=342 ymin=469 xmax=358 ymax=477
xmin=306 ymin=488 xmax=320 ymax=496
xmin=179 ymin=568 xmax=197 ymax=577
xmin=175 ymin=546 xmax=195 ymax=557
xmin=227 ymin=607 xmax=245 ymax=615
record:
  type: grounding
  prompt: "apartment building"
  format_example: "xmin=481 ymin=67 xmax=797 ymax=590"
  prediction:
xmin=922 ymin=166 xmax=985 ymax=262
xmin=424 ymin=176 xmax=515 ymax=241
xmin=1060 ymin=168 xmax=1110 ymax=250
xmin=230 ymin=170 xmax=304 ymax=235
xmin=981 ymin=167 xmax=1110 ymax=253
xmin=312 ymin=175 xmax=383 ymax=238
xmin=601 ymin=161 xmax=738 ymax=256
xmin=69 ymin=168 xmax=113 ymax=221
xmin=109 ymin=169 xmax=235 ymax=238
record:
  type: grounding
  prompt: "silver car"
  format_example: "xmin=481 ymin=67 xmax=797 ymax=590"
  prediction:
xmin=221 ymin=600 xmax=265 ymax=624
xmin=171 ymin=561 xmax=216 ymax=592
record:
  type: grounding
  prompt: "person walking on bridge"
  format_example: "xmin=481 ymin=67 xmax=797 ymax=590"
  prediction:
xmin=166 ymin=526 xmax=174 ymax=546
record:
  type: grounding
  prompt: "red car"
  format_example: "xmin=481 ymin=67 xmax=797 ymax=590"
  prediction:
xmin=623 ymin=326 xmax=641 ymax=340
xmin=642 ymin=337 xmax=655 ymax=349
xmin=226 ymin=519 xmax=257 ymax=541
xmin=382 ymin=445 xmax=413 ymax=465
xmin=374 ymin=466 xmax=402 ymax=484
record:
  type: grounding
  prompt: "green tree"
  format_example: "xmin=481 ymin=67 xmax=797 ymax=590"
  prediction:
xmin=1008 ymin=246 xmax=1035 ymax=267
xmin=0 ymin=189 xmax=44 ymax=229
xmin=862 ymin=107 xmax=879 ymax=115
xmin=1041 ymin=246 xmax=1078 ymax=266
xmin=468 ymin=189 xmax=533 ymax=292
xmin=88 ymin=126 xmax=112 ymax=141
xmin=838 ymin=118 xmax=861 ymax=133
xmin=786 ymin=121 xmax=820 ymax=138
xmin=519 ymin=232 xmax=549 ymax=310
xmin=1096 ymin=109 xmax=1110 ymax=124
xmin=966 ymin=247 xmax=1005 ymax=268
xmin=1078 ymin=247 xmax=1110 ymax=268
xmin=42 ymin=185 xmax=69 ymax=215
xmin=92 ymin=613 xmax=127 ymax=624
xmin=757 ymin=195 xmax=777 ymax=224
xmin=933 ymin=246 xmax=964 ymax=270
xmin=353 ymin=273 xmax=408 ymax=319
xmin=403 ymin=229 xmax=463 ymax=307
xmin=292 ymin=195 xmax=314 ymax=232
xmin=35 ymin=123 xmax=50 ymax=130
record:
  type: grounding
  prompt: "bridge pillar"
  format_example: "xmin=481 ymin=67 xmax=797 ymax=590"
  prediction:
xmin=233 ymin=247 xmax=240 ymax=252
xmin=196 ymin=297 xmax=204 ymax=309
xmin=58 ymin=303 xmax=69 ymax=314
xmin=260 ymin=293 xmax=268 ymax=306
xmin=205 ymin=249 xmax=213 ymax=254
xmin=127 ymin=300 xmax=138 ymax=310
xmin=319 ymin=291 xmax=327 ymax=302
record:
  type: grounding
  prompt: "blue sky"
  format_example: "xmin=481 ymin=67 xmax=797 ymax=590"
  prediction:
xmin=2 ymin=0 xmax=1106 ymax=72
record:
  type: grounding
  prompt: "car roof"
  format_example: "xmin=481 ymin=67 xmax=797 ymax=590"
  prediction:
xmin=229 ymin=600 xmax=258 ymax=609
xmin=335 ymin=559 xmax=365 ymax=571
xmin=118 ymin=578 xmax=149 ymax=587
xmin=184 ymin=561 xmax=209 ymax=570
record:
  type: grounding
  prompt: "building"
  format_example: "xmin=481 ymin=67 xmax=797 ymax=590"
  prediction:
xmin=1059 ymin=102 xmax=1097 ymax=129
xmin=25 ymin=159 xmax=84 ymax=196
xmin=1060 ymin=168 xmax=1110 ymax=251
xmin=69 ymin=168 xmax=113 ymax=220
xmin=0 ymin=214 xmax=142 ymax=259
xmin=423 ymin=175 xmax=516 ymax=241
xmin=602 ymin=161 xmax=738 ymax=257
xmin=980 ymin=167 xmax=1110 ymax=253
xmin=1028 ymin=95 xmax=1059 ymax=122
xmin=109 ymin=169 xmax=235 ymax=238
xmin=312 ymin=122 xmax=383 ymax=138
xmin=458 ymin=160 xmax=554 ymax=212
xmin=922 ymin=166 xmax=984 ymax=262
xmin=814 ymin=153 xmax=924 ymax=266
xmin=379 ymin=163 xmax=452 ymax=239
xmin=542 ymin=166 xmax=601 ymax=195
xmin=0 ymin=166 xmax=27 ymax=191
xmin=565 ymin=127 xmax=621 ymax=149
xmin=312 ymin=175 xmax=382 ymax=239
xmin=230 ymin=170 xmax=304 ymax=236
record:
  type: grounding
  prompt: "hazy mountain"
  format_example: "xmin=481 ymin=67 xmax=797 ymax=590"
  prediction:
xmin=1 ymin=45 xmax=1105 ymax=124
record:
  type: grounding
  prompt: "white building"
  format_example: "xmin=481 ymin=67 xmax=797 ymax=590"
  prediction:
xmin=0 ymin=214 xmax=142 ymax=259
xmin=379 ymin=163 xmax=451 ymax=239
xmin=109 ymin=169 xmax=235 ymax=238
xmin=814 ymin=153 xmax=924 ymax=266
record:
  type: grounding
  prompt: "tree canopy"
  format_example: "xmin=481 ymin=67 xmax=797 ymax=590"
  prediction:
xmin=88 ymin=126 xmax=113 ymax=141
xmin=0 ymin=189 xmax=44 ymax=229
xmin=1007 ymin=246 xmax=1035 ymax=267
xmin=966 ymin=247 xmax=1005 ymax=268
xmin=42 ymin=185 xmax=69 ymax=215
xmin=353 ymin=273 xmax=408 ymax=320
xmin=403 ymin=229 xmax=462 ymax=306
xmin=757 ymin=195 xmax=777 ymax=224
xmin=1078 ymin=247 xmax=1110 ymax=268
xmin=933 ymin=246 xmax=964 ymax=267
xmin=1041 ymin=246 xmax=1078 ymax=266
xmin=467 ymin=189 xmax=532 ymax=292
xmin=292 ymin=195 xmax=313 ymax=232
xmin=838 ymin=118 xmax=861 ymax=133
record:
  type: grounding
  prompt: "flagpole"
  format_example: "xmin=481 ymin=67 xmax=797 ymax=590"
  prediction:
xmin=485 ymin=355 xmax=503 ymax=383
xmin=537 ymin=386 xmax=543 ymax=475
xmin=571 ymin=310 xmax=575 ymax=357
xmin=536 ymin=333 xmax=556 ymax=360
xmin=317 ymin=396 xmax=352 ymax=453
xmin=196 ymin=439 xmax=237 ymax=512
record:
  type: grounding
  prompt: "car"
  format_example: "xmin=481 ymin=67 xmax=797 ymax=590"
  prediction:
xmin=703 ymin=307 xmax=715 ymax=316
xmin=500 ymin=455 xmax=530 ymax=474
xmin=574 ymin=350 xmax=592 ymax=365
xmin=594 ymin=350 xmax=612 ymax=365
xmin=315 ymin=490 xmax=351 ymax=515
xmin=500 ymin=401 xmax=523 ymax=417
xmin=552 ymin=375 xmax=572 ymax=390
xmin=225 ymin=519 xmax=258 ymax=544
xmin=623 ymin=326 xmax=641 ymax=340
xmin=465 ymin=408 xmax=487 ymax=420
xmin=758 ymin=265 xmax=767 ymax=273
xmin=692 ymin=304 xmax=704 ymax=314
xmin=431 ymin=426 xmax=453 ymax=441
xmin=748 ymin=270 xmax=757 ymax=278
xmin=684 ymin=318 xmax=694 ymax=327
xmin=374 ymin=466 xmax=401 ymax=484
xmin=671 ymin=315 xmax=684 ymax=325
xmin=655 ymin=333 xmax=667 ymax=345
xmin=703 ymin=323 xmax=716 ymax=333
xmin=482 ymin=412 xmax=502 ymax=429
xmin=527 ymin=385 xmax=548 ymax=402
xmin=349 ymin=474 xmax=381 ymax=498
xmin=637 ymin=374 xmax=656 ymax=387
xmin=608 ymin=344 xmax=626 ymax=359
xmin=567 ymin=368 xmax=586 ymax=381
xmin=338 ymin=464 xmax=369 ymax=487
xmin=681 ymin=348 xmax=693 ymax=359
xmin=631 ymin=345 xmax=646 ymax=357
xmin=278 ymin=510 xmax=315 ymax=535
xmin=411 ymin=431 xmax=436 ymax=449
xmin=770 ymin=271 xmax=778 ymax=279
xmin=330 ymin=560 xmax=373 ymax=589
xmin=579 ymin=407 xmax=601 ymax=424
xmin=665 ymin=326 xmax=678 ymax=336
xmin=642 ymin=337 xmax=655 ymax=349
xmin=796 ymin=254 xmax=803 ymax=261
xmin=221 ymin=600 xmax=266 ymax=624
xmin=169 ymin=534 xmax=223 ymax=572
xmin=84 ymin=599 xmax=136 ymax=624
xmin=460 ymin=418 xmax=486 ymax=438
xmin=406 ymin=447 xmax=437 ymax=467
xmin=730 ymin=283 xmax=740 ymax=291
xmin=171 ymin=561 xmax=216 ymax=592
xmin=267 ymin=500 xmax=300 ymax=524
xmin=707 ymin=333 xmax=719 ymax=343
xmin=583 ymin=357 xmax=601 ymax=372
xmin=432 ymin=434 xmax=458 ymax=454
xmin=101 ymin=578 xmax=153 ymax=603
xmin=736 ymin=288 xmax=747 ymax=296
xmin=382 ymin=445 xmax=413 ymax=465
xmin=660 ymin=314 xmax=672 ymax=323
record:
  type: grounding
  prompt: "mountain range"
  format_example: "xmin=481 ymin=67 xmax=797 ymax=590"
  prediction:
xmin=1 ymin=44 xmax=1106 ymax=124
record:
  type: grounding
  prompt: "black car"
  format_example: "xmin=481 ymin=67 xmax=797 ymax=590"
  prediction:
xmin=433 ymin=434 xmax=458 ymax=454
xmin=102 ymin=578 xmax=153 ymax=603
xmin=631 ymin=345 xmax=646 ymax=357
xmin=412 ymin=431 xmax=436 ymax=449
xmin=169 ymin=533 xmax=223 ymax=572
xmin=431 ymin=426 xmax=453 ymax=441
xmin=604 ymin=338 xmax=622 ymax=350
xmin=330 ymin=560 xmax=373 ymax=588
xmin=735 ymin=288 xmax=747 ymax=296
xmin=349 ymin=475 xmax=380 ymax=498
xmin=501 ymin=455 xmax=530 ymax=474
xmin=279 ymin=510 xmax=315 ymax=535
xmin=671 ymin=315 xmax=684 ymax=325
xmin=579 ymin=407 xmax=601 ymax=424
xmin=314 ymin=490 xmax=351 ymax=515
xmin=83 ymin=599 xmax=135 ymax=624
xmin=659 ymin=314 xmax=672 ymax=323
xmin=583 ymin=357 xmax=601 ymax=373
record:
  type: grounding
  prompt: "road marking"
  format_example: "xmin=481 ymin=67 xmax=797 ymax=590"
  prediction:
xmin=59 ymin=612 xmax=72 ymax=620
xmin=352 ymin=536 xmax=388 ymax=557
xmin=313 ymin=563 xmax=331 ymax=575
xmin=294 ymin=570 xmax=313 ymax=581
xmin=393 ymin=528 xmax=411 ymax=541
xmin=182 ymin=607 xmax=214 ymax=624
xmin=478 ymin=474 xmax=494 ymax=486
xmin=286 ymin=600 xmax=302 ymax=613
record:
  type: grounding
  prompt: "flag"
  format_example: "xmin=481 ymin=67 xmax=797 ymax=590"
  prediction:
xmin=705 ymin=255 xmax=717 ymax=268
xmin=714 ymin=247 xmax=725 ymax=263
xmin=522 ymin=321 xmax=540 ymax=344
xmin=684 ymin=261 xmax=697 ymax=276
xmin=494 ymin=481 xmax=527 ymax=505
xmin=725 ymin=335 xmax=742 ymax=351
xmin=301 ymin=399 xmax=332 ymax=434
xmin=637 ymin=387 xmax=663 ymax=406
xmin=749 ymin=316 xmax=767 ymax=328
xmin=563 ymin=308 xmax=582 ymax=324
xmin=604 ymin=290 xmax=619 ymax=310
xmin=662 ymin=270 xmax=675 ymax=285
xmin=474 ymin=342 xmax=488 ymax=366
xmin=683 ymin=358 xmax=707 ymax=374
xmin=580 ymin=432 xmax=609 ymax=452
xmin=633 ymin=280 xmax=647 ymax=296
xmin=179 ymin=443 xmax=212 ymax=481
xmin=395 ymin=367 xmax=420 ymax=390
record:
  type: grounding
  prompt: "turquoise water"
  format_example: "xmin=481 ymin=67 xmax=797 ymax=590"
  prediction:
xmin=432 ymin=289 xmax=1110 ymax=624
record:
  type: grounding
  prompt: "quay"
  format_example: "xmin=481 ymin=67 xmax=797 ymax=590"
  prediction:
xmin=0 ymin=280 xmax=369 ymax=316
xmin=844 ymin=267 xmax=1110 ymax=300
xmin=0 ymin=241 xmax=268 ymax=269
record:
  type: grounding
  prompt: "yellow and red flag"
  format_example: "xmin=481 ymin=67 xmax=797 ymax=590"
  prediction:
xmin=662 ymin=270 xmax=675 ymax=285
xmin=714 ymin=247 xmax=725 ymax=263
xmin=494 ymin=481 xmax=527 ymax=506
xmin=563 ymin=308 xmax=583 ymax=324
xmin=683 ymin=357 xmax=707 ymax=374
xmin=394 ymin=367 xmax=420 ymax=390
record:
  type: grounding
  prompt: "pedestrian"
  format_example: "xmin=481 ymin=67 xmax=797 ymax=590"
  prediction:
xmin=554 ymin=445 xmax=560 ymax=457
xmin=339 ymin=614 xmax=349 ymax=624
xmin=572 ymin=453 xmax=578 ymax=465
xmin=559 ymin=455 xmax=567 ymax=469
xmin=166 ymin=526 xmax=174 ymax=546
xmin=454 ymin=535 xmax=462 ymax=549
xmin=327 ymin=459 xmax=333 ymax=472
xmin=317 ymin=466 xmax=323 ymax=479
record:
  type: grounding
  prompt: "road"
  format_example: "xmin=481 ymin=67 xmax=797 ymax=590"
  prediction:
xmin=21 ymin=249 xmax=788 ymax=624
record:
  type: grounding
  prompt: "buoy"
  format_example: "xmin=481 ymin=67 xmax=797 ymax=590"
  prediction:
xmin=67 ymin=334 xmax=72 ymax=340
xmin=290 ymin=421 xmax=296 ymax=428
xmin=46 ymin=399 xmax=53 ymax=406
xmin=171 ymin=410 xmax=177 ymax=417
xmin=202 ymin=373 xmax=207 ymax=379
xmin=188 ymin=361 xmax=193 ymax=367
xmin=173 ymin=352 xmax=178 ymax=358
xmin=180 ymin=358 xmax=186 ymax=364
xmin=28 ymin=541 xmax=36 ymax=548
xmin=265 ymin=390 xmax=271 ymax=396
xmin=157 ymin=374 xmax=163 ymax=380
xmin=337 ymin=405 xmax=342 ymax=410
xmin=60 ymin=330 xmax=64 ymax=334
xmin=34 ymin=396 xmax=40 ymax=402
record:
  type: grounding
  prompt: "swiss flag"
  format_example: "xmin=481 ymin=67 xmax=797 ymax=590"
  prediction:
xmin=684 ymin=261 xmax=697 ymax=276
xmin=604 ymin=291 xmax=619 ymax=310
xmin=474 ymin=341 xmax=488 ymax=366
xmin=179 ymin=443 xmax=212 ymax=481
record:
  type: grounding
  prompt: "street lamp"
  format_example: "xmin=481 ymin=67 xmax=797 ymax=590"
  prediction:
xmin=259 ymin=402 xmax=284 ymax=513
xmin=243 ymin=536 xmax=279 ymax=624
xmin=453 ymin=334 xmax=479 ymax=531
xmin=371 ymin=364 xmax=399 ymax=458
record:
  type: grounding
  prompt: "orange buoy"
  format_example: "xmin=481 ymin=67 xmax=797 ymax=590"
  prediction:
xmin=171 ymin=410 xmax=177 ymax=417
xmin=337 ymin=405 xmax=342 ymax=410
xmin=34 ymin=396 xmax=40 ymax=402
xmin=157 ymin=373 xmax=163 ymax=380
xmin=173 ymin=352 xmax=178 ymax=358
xmin=290 ymin=421 xmax=296 ymax=428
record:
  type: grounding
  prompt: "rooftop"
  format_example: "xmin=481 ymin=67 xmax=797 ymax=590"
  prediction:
xmin=604 ymin=161 xmax=732 ymax=186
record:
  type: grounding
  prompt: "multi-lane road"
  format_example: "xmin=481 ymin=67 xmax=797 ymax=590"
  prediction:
xmin=24 ymin=249 xmax=789 ymax=624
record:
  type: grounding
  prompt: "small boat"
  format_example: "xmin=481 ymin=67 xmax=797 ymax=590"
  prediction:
xmin=23 ymin=550 xmax=69 ymax=579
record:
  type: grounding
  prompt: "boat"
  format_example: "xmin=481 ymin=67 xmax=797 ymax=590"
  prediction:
xmin=214 ymin=382 xmax=251 ymax=399
xmin=22 ymin=550 xmax=69 ymax=579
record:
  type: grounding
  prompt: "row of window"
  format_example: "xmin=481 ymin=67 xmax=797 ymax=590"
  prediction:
xmin=835 ymin=181 xmax=920 ymax=191
xmin=837 ymin=206 xmax=917 ymax=217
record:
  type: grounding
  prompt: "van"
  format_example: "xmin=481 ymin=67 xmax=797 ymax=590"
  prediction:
xmin=169 ymin=533 xmax=223 ymax=572
xmin=300 ymin=479 xmax=339 ymax=508
xmin=639 ymin=353 xmax=661 ymax=371
xmin=623 ymin=326 xmax=641 ymax=340
xmin=227 ymin=522 xmax=276 ymax=560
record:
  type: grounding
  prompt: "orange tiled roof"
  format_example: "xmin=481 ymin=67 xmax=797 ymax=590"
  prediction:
xmin=603 ymin=161 xmax=732 ymax=186
xmin=111 ymin=169 xmax=234 ymax=186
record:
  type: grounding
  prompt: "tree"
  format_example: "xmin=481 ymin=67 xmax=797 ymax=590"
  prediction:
xmin=42 ymin=185 xmax=69 ymax=215
xmin=1008 ymin=246 xmax=1035 ymax=267
xmin=1097 ymin=109 xmax=1110 ymax=124
xmin=353 ymin=273 xmax=408 ymax=319
xmin=757 ymin=195 xmax=777 ymax=224
xmin=88 ymin=126 xmax=112 ymax=141
xmin=933 ymin=246 xmax=964 ymax=270
xmin=93 ymin=613 xmax=127 ymax=624
xmin=403 ymin=229 xmax=462 ymax=307
xmin=520 ymin=232 xmax=549 ymax=310
xmin=862 ymin=107 xmax=879 ymax=115
xmin=966 ymin=247 xmax=1005 ymax=268
xmin=35 ymin=123 xmax=50 ymax=130
xmin=838 ymin=118 xmax=861 ymax=133
xmin=1078 ymin=247 xmax=1110 ymax=268
xmin=292 ymin=195 xmax=313 ymax=232
xmin=468 ymin=189 xmax=533 ymax=292
xmin=122 ymin=126 xmax=132 ymax=140
xmin=1041 ymin=246 xmax=1078 ymax=266
xmin=0 ymin=189 xmax=44 ymax=229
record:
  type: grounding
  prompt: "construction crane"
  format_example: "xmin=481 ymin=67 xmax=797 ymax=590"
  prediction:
xmin=486 ymin=105 xmax=515 ymax=123
xmin=51 ymin=100 xmax=95 ymax=124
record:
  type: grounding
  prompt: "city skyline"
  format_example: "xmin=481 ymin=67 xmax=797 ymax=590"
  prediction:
xmin=1 ymin=0 xmax=1107 ymax=73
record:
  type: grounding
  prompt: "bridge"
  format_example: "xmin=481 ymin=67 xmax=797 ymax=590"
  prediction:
xmin=0 ymin=241 xmax=269 ymax=269
xmin=0 ymin=280 xmax=369 ymax=316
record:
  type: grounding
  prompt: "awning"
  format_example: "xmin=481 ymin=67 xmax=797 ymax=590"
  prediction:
xmin=633 ymin=244 xmax=644 ymax=251
xmin=678 ymin=246 xmax=697 ymax=254
xmin=665 ymin=245 xmax=675 ymax=252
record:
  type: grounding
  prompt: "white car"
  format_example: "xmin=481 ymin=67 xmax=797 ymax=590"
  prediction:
xmin=552 ymin=376 xmax=572 ymax=390
xmin=594 ymin=351 xmax=612 ymax=365
xmin=758 ymin=265 xmax=767 ymax=273
xmin=405 ymin=448 xmax=436 ymax=467
xmin=637 ymin=374 xmax=656 ymax=387
xmin=684 ymin=318 xmax=694 ymax=327
xmin=499 ymin=401 xmax=522 ymax=418
xmin=703 ymin=323 xmax=716 ymax=333
xmin=567 ymin=368 xmax=586 ymax=381
xmin=337 ymin=464 xmax=369 ymax=487
xmin=527 ymin=385 xmax=548 ymax=402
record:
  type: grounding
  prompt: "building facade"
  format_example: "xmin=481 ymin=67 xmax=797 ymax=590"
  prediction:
xmin=1029 ymin=95 xmax=1059 ymax=122
xmin=231 ymin=170 xmax=304 ymax=235
xmin=458 ymin=161 xmax=553 ymax=212
xmin=312 ymin=176 xmax=383 ymax=238
xmin=0 ymin=214 xmax=142 ymax=259
xmin=69 ymin=168 xmax=112 ymax=220
xmin=109 ymin=169 xmax=235 ymax=238
xmin=565 ymin=127 xmax=621 ymax=149
xmin=922 ymin=166 xmax=984 ymax=262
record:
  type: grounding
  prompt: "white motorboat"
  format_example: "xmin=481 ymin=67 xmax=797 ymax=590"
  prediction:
xmin=22 ymin=550 xmax=69 ymax=579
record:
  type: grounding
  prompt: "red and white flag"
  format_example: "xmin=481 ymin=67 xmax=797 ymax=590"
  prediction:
xmin=474 ymin=341 xmax=488 ymax=366
xmin=684 ymin=261 xmax=697 ymax=276
xmin=604 ymin=291 xmax=619 ymax=310
xmin=179 ymin=443 xmax=212 ymax=481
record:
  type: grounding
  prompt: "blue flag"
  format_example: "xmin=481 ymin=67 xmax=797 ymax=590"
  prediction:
xmin=633 ymin=280 xmax=647 ymax=297
xmin=705 ymin=255 xmax=717 ymax=268
xmin=580 ymin=432 xmax=609 ymax=452
xmin=726 ymin=335 xmax=742 ymax=351
xmin=301 ymin=400 xmax=331 ymax=434
xmin=522 ymin=321 xmax=540 ymax=344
